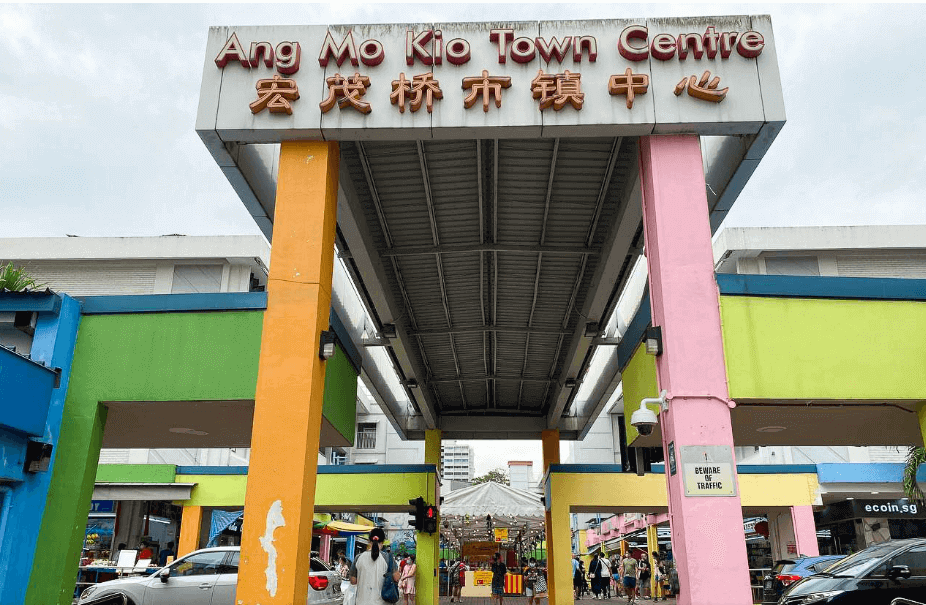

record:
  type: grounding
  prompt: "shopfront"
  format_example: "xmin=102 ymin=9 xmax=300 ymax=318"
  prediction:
xmin=816 ymin=499 xmax=926 ymax=555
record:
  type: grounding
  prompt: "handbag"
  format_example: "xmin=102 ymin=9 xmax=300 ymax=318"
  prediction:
xmin=382 ymin=553 xmax=400 ymax=603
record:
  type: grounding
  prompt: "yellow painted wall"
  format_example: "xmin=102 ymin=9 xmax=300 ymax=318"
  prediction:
xmin=720 ymin=296 xmax=926 ymax=400
xmin=546 ymin=471 xmax=819 ymax=605
xmin=620 ymin=343 xmax=660 ymax=445
xmin=178 ymin=472 xmax=436 ymax=509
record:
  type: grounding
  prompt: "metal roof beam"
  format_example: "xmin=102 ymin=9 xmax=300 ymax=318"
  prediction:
xmin=380 ymin=243 xmax=598 ymax=256
xmin=407 ymin=326 xmax=571 ymax=337
xmin=426 ymin=376 xmax=554 ymax=385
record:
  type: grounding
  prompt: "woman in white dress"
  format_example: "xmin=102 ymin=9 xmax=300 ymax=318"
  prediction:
xmin=350 ymin=527 xmax=401 ymax=605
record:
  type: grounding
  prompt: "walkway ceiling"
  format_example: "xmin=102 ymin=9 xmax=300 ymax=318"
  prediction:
xmin=337 ymin=137 xmax=643 ymax=440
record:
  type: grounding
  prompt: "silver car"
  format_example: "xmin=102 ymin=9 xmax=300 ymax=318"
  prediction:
xmin=77 ymin=546 xmax=342 ymax=605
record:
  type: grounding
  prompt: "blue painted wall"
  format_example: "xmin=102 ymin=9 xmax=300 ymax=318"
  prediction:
xmin=0 ymin=295 xmax=81 ymax=604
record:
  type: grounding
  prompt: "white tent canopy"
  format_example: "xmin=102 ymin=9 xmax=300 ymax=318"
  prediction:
xmin=439 ymin=482 xmax=545 ymax=548
xmin=441 ymin=481 xmax=544 ymax=518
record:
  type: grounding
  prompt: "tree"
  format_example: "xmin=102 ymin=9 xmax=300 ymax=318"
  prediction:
xmin=903 ymin=446 xmax=926 ymax=502
xmin=0 ymin=263 xmax=41 ymax=292
xmin=471 ymin=468 xmax=509 ymax=486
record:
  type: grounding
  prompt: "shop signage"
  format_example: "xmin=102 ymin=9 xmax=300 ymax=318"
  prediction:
xmin=494 ymin=528 xmax=509 ymax=542
xmin=679 ymin=445 xmax=737 ymax=497
xmin=197 ymin=16 xmax=784 ymax=142
xmin=816 ymin=499 xmax=926 ymax=526
xmin=473 ymin=570 xmax=493 ymax=586
xmin=667 ymin=441 xmax=677 ymax=476
xmin=462 ymin=541 xmax=498 ymax=558
xmin=89 ymin=500 xmax=115 ymax=514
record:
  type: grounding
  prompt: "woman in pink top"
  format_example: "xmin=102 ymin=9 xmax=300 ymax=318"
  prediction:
xmin=400 ymin=554 xmax=417 ymax=605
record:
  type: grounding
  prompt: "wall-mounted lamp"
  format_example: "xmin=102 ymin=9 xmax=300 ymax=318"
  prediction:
xmin=564 ymin=379 xmax=577 ymax=390
xmin=644 ymin=326 xmax=663 ymax=356
xmin=319 ymin=330 xmax=337 ymax=360
xmin=404 ymin=379 xmax=419 ymax=389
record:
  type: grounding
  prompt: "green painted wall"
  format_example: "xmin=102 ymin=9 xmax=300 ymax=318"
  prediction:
xmin=720 ymin=296 xmax=926 ymax=400
xmin=621 ymin=343 xmax=660 ymax=444
xmin=29 ymin=311 xmax=264 ymax=605
xmin=95 ymin=464 xmax=176 ymax=484
xmin=323 ymin=345 xmax=358 ymax=444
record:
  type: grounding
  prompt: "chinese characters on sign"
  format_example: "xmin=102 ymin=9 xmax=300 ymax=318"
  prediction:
xmin=674 ymin=70 xmax=728 ymax=103
xmin=255 ymin=68 xmax=728 ymax=116
xmin=249 ymin=75 xmax=300 ymax=115
xmin=462 ymin=70 xmax=512 ymax=112
xmin=390 ymin=72 xmax=443 ymax=113
xmin=608 ymin=68 xmax=649 ymax=109
xmin=531 ymin=70 xmax=584 ymax=111
xmin=320 ymin=72 xmax=372 ymax=114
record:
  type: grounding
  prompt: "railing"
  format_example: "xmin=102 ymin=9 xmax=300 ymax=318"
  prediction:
xmin=749 ymin=567 xmax=771 ymax=604
xmin=355 ymin=430 xmax=376 ymax=449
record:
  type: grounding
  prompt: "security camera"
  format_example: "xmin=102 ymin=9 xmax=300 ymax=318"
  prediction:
xmin=630 ymin=390 xmax=667 ymax=436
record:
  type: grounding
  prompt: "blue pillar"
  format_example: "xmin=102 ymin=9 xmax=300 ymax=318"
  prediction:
xmin=0 ymin=294 xmax=81 ymax=604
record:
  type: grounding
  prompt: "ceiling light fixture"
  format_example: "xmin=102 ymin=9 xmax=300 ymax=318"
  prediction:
xmin=756 ymin=426 xmax=786 ymax=433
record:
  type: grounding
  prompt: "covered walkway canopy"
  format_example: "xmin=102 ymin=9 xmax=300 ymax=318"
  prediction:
xmin=440 ymin=481 xmax=544 ymax=548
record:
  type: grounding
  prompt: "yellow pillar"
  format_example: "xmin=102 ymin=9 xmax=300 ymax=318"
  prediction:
xmin=541 ymin=429 xmax=562 ymax=605
xmin=177 ymin=505 xmax=203 ymax=557
xmin=647 ymin=524 xmax=658 ymax=597
xmin=417 ymin=429 xmax=441 ymax=605
xmin=236 ymin=141 xmax=339 ymax=605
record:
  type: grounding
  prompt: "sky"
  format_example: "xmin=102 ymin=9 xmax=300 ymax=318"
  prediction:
xmin=2 ymin=2 xmax=925 ymax=474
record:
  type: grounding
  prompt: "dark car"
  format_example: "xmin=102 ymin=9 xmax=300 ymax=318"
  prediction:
xmin=762 ymin=556 xmax=846 ymax=603
xmin=779 ymin=539 xmax=926 ymax=604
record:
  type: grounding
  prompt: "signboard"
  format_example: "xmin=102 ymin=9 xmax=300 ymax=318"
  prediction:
xmin=494 ymin=528 xmax=509 ymax=542
xmin=473 ymin=570 xmax=493 ymax=586
xmin=462 ymin=541 xmax=498 ymax=559
xmin=89 ymin=500 xmax=115 ymax=514
xmin=667 ymin=441 xmax=677 ymax=476
xmin=818 ymin=499 xmax=926 ymax=525
xmin=197 ymin=16 xmax=784 ymax=143
xmin=679 ymin=445 xmax=737 ymax=497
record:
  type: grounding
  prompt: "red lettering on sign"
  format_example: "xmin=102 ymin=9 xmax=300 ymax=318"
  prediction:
xmin=736 ymin=31 xmax=764 ymax=58
xmin=276 ymin=41 xmax=301 ymax=74
xmin=249 ymin=41 xmax=274 ymax=68
xmin=510 ymin=37 xmax=536 ymax=63
xmin=719 ymin=31 xmax=739 ymax=59
xmin=535 ymin=36 xmax=572 ymax=62
xmin=446 ymin=38 xmax=471 ymax=65
xmin=573 ymin=36 xmax=597 ymax=62
xmin=359 ymin=40 xmax=384 ymax=67
xmin=434 ymin=30 xmax=443 ymax=66
xmin=489 ymin=28 xmax=514 ymax=64
xmin=406 ymin=30 xmax=434 ymax=66
xmin=651 ymin=33 xmax=676 ymax=60
xmin=676 ymin=33 xmax=704 ymax=60
xmin=318 ymin=31 xmax=358 ymax=67
xmin=618 ymin=25 xmax=648 ymax=61
xmin=215 ymin=32 xmax=250 ymax=68
xmin=702 ymin=26 xmax=720 ymax=59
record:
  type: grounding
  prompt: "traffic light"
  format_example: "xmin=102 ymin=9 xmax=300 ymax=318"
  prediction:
xmin=423 ymin=504 xmax=438 ymax=534
xmin=408 ymin=496 xmax=425 ymax=530
xmin=407 ymin=496 xmax=438 ymax=533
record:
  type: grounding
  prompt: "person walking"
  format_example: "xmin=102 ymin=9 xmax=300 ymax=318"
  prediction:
xmin=490 ymin=552 xmax=507 ymax=605
xmin=637 ymin=555 xmax=650 ymax=600
xmin=399 ymin=553 xmax=416 ymax=605
xmin=652 ymin=555 xmax=666 ymax=602
xmin=588 ymin=552 xmax=602 ymax=599
xmin=338 ymin=554 xmax=352 ymax=595
xmin=611 ymin=556 xmax=623 ymax=599
xmin=620 ymin=553 xmax=637 ymax=604
xmin=523 ymin=557 xmax=544 ymax=605
xmin=600 ymin=554 xmax=611 ymax=598
xmin=448 ymin=559 xmax=464 ymax=603
xmin=349 ymin=527 xmax=400 ymax=605
xmin=573 ymin=555 xmax=582 ymax=600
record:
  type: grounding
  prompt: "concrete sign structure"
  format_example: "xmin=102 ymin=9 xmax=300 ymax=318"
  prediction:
xmin=193 ymin=15 xmax=788 ymax=605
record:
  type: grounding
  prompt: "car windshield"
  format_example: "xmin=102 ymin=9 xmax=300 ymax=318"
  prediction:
xmin=310 ymin=558 xmax=331 ymax=573
xmin=772 ymin=562 xmax=796 ymax=574
xmin=822 ymin=544 xmax=900 ymax=577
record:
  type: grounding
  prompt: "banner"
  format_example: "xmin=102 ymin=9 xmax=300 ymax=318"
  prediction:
xmin=474 ymin=571 xmax=493 ymax=586
xmin=494 ymin=528 xmax=509 ymax=542
xmin=462 ymin=541 xmax=498 ymax=559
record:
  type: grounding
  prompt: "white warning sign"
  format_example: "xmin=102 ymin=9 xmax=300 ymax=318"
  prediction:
xmin=683 ymin=462 xmax=735 ymax=496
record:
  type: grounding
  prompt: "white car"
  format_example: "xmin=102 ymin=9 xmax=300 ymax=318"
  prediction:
xmin=78 ymin=546 xmax=343 ymax=605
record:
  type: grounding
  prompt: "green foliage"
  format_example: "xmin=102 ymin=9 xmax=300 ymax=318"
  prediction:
xmin=471 ymin=468 xmax=509 ymax=486
xmin=0 ymin=262 xmax=42 ymax=291
xmin=903 ymin=446 xmax=926 ymax=502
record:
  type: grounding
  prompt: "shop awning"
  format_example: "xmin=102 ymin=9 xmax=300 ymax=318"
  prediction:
xmin=326 ymin=520 xmax=375 ymax=534
xmin=91 ymin=482 xmax=195 ymax=501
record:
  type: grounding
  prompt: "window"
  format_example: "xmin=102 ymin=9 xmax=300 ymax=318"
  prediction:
xmin=311 ymin=558 xmax=331 ymax=572
xmin=171 ymin=551 xmax=228 ymax=577
xmin=221 ymin=552 xmax=239 ymax=573
xmin=356 ymin=423 xmax=377 ymax=449
xmin=763 ymin=256 xmax=820 ymax=276
xmin=891 ymin=546 xmax=926 ymax=577
xmin=330 ymin=451 xmax=348 ymax=465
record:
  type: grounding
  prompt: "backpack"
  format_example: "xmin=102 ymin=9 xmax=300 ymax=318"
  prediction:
xmin=381 ymin=553 xmax=399 ymax=603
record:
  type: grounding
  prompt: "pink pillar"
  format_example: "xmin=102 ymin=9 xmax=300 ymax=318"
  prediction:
xmin=639 ymin=135 xmax=752 ymax=605
xmin=791 ymin=506 xmax=820 ymax=557
xmin=319 ymin=534 xmax=332 ymax=563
